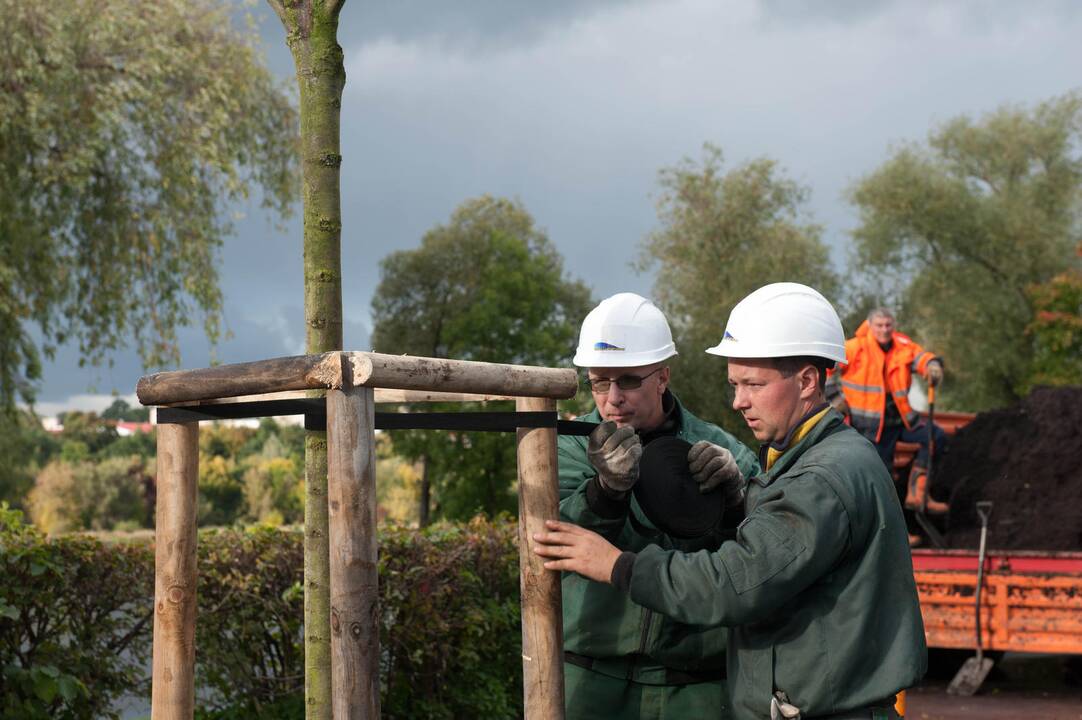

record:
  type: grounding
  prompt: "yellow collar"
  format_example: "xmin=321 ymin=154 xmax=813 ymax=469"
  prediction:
xmin=764 ymin=406 xmax=831 ymax=471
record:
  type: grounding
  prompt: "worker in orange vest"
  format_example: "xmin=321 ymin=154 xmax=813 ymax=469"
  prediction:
xmin=826 ymin=307 xmax=949 ymax=544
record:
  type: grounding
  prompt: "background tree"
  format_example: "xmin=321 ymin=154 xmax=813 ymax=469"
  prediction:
xmin=0 ymin=0 xmax=299 ymax=410
xmin=371 ymin=196 xmax=593 ymax=523
xmin=100 ymin=398 xmax=150 ymax=423
xmin=1020 ymin=241 xmax=1082 ymax=392
xmin=0 ymin=412 xmax=57 ymax=507
xmin=28 ymin=455 xmax=148 ymax=534
xmin=263 ymin=0 xmax=345 ymax=713
xmin=848 ymin=93 xmax=1082 ymax=410
xmin=639 ymin=145 xmax=840 ymax=442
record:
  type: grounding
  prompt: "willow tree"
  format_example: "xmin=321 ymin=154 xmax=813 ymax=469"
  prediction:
xmin=264 ymin=0 xmax=345 ymax=717
xmin=0 ymin=0 xmax=298 ymax=411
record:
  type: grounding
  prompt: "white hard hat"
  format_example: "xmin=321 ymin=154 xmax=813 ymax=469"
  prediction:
xmin=706 ymin=282 xmax=846 ymax=363
xmin=573 ymin=293 xmax=678 ymax=367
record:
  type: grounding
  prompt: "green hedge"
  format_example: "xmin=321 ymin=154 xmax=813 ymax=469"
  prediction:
xmin=0 ymin=507 xmax=524 ymax=719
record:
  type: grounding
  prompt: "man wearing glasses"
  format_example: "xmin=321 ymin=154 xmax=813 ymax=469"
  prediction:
xmin=558 ymin=292 xmax=758 ymax=720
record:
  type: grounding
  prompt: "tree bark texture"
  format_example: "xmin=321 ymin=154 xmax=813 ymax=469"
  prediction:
xmin=136 ymin=352 xmax=577 ymax=406
xmin=515 ymin=397 xmax=566 ymax=720
xmin=265 ymin=1 xmax=346 ymax=717
xmin=327 ymin=386 xmax=380 ymax=718
xmin=350 ymin=352 xmax=578 ymax=399
xmin=137 ymin=353 xmax=341 ymax=405
xmin=151 ymin=422 xmax=199 ymax=720
xmin=418 ymin=455 xmax=431 ymax=528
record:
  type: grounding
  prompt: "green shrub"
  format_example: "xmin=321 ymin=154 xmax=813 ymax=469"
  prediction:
xmin=196 ymin=517 xmax=524 ymax=719
xmin=1 ymin=511 xmax=526 ymax=719
xmin=0 ymin=504 xmax=153 ymax=719
xmin=379 ymin=517 xmax=522 ymax=720
xmin=195 ymin=525 xmax=306 ymax=713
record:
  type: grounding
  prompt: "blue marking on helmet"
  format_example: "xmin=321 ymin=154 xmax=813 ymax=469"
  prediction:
xmin=594 ymin=341 xmax=625 ymax=351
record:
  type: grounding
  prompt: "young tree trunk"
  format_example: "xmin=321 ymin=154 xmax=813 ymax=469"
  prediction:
xmin=265 ymin=1 xmax=345 ymax=717
xmin=419 ymin=454 xmax=431 ymax=527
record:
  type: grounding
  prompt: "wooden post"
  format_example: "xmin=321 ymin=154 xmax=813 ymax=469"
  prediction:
xmin=516 ymin=397 xmax=565 ymax=720
xmin=326 ymin=386 xmax=380 ymax=719
xmin=151 ymin=422 xmax=199 ymax=720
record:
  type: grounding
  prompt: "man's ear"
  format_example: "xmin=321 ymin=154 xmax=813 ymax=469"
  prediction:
xmin=657 ymin=366 xmax=671 ymax=395
xmin=798 ymin=364 xmax=819 ymax=400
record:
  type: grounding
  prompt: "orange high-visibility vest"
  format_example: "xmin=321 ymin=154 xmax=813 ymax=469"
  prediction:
xmin=831 ymin=320 xmax=939 ymax=442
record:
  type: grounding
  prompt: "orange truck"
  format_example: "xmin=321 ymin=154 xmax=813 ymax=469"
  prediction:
xmin=895 ymin=411 xmax=1082 ymax=656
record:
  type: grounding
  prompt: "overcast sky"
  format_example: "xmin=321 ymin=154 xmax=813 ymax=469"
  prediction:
xmin=33 ymin=0 xmax=1082 ymax=414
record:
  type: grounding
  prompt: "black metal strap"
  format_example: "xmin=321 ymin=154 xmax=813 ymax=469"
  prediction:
xmin=156 ymin=400 xmax=597 ymax=436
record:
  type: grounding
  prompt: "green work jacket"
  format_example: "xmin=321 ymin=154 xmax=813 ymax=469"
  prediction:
xmin=558 ymin=396 xmax=759 ymax=681
xmin=627 ymin=409 xmax=927 ymax=718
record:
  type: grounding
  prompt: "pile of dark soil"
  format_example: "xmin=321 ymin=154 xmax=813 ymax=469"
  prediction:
xmin=935 ymin=386 xmax=1082 ymax=551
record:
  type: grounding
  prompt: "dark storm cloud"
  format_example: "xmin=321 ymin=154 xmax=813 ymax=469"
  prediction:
xmin=36 ymin=0 xmax=1082 ymax=407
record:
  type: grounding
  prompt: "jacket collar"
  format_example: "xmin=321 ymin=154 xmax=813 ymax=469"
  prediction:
xmin=755 ymin=405 xmax=843 ymax=485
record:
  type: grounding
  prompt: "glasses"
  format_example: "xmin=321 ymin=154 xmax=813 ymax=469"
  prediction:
xmin=585 ymin=367 xmax=664 ymax=393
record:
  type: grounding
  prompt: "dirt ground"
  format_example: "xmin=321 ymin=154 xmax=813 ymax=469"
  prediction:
xmin=906 ymin=652 xmax=1082 ymax=719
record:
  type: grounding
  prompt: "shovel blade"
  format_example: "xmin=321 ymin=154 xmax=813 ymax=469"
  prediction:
xmin=946 ymin=656 xmax=994 ymax=696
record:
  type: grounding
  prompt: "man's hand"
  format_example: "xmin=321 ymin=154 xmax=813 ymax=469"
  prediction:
xmin=533 ymin=520 xmax=621 ymax=584
xmin=927 ymin=362 xmax=944 ymax=387
xmin=688 ymin=441 xmax=746 ymax=507
xmin=588 ymin=420 xmax=642 ymax=497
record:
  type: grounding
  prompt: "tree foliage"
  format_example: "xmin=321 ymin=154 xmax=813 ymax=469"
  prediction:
xmin=849 ymin=93 xmax=1082 ymax=409
xmin=100 ymin=399 xmax=149 ymax=423
xmin=371 ymin=196 xmax=593 ymax=521
xmin=1021 ymin=242 xmax=1082 ymax=392
xmin=0 ymin=411 xmax=306 ymax=532
xmin=0 ymin=505 xmax=153 ymax=720
xmin=27 ymin=456 xmax=149 ymax=534
xmin=0 ymin=413 xmax=57 ymax=508
xmin=0 ymin=0 xmax=298 ymax=409
xmin=639 ymin=145 xmax=839 ymax=440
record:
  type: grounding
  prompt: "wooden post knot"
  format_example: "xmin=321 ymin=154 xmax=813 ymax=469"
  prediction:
xmin=167 ymin=585 xmax=186 ymax=604
xmin=331 ymin=608 xmax=341 ymax=634
xmin=349 ymin=622 xmax=363 ymax=639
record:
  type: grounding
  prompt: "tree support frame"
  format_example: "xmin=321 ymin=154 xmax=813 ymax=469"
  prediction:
xmin=140 ymin=353 xmax=576 ymax=719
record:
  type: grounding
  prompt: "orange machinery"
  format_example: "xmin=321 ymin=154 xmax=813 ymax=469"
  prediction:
xmin=912 ymin=549 xmax=1082 ymax=654
xmin=892 ymin=410 xmax=1082 ymax=655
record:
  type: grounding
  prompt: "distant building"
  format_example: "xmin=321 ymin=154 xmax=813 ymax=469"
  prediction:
xmin=115 ymin=421 xmax=155 ymax=436
xmin=41 ymin=416 xmax=63 ymax=434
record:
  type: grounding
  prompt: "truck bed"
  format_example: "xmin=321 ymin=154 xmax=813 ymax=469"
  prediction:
xmin=912 ymin=548 xmax=1082 ymax=655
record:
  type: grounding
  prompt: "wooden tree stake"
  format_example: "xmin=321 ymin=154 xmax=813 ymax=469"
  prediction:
xmin=151 ymin=421 xmax=199 ymax=720
xmin=326 ymin=386 xmax=380 ymax=719
xmin=516 ymin=397 xmax=566 ymax=720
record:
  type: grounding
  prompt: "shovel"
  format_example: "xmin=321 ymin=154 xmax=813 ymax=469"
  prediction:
xmin=947 ymin=500 xmax=995 ymax=696
xmin=913 ymin=384 xmax=946 ymax=548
